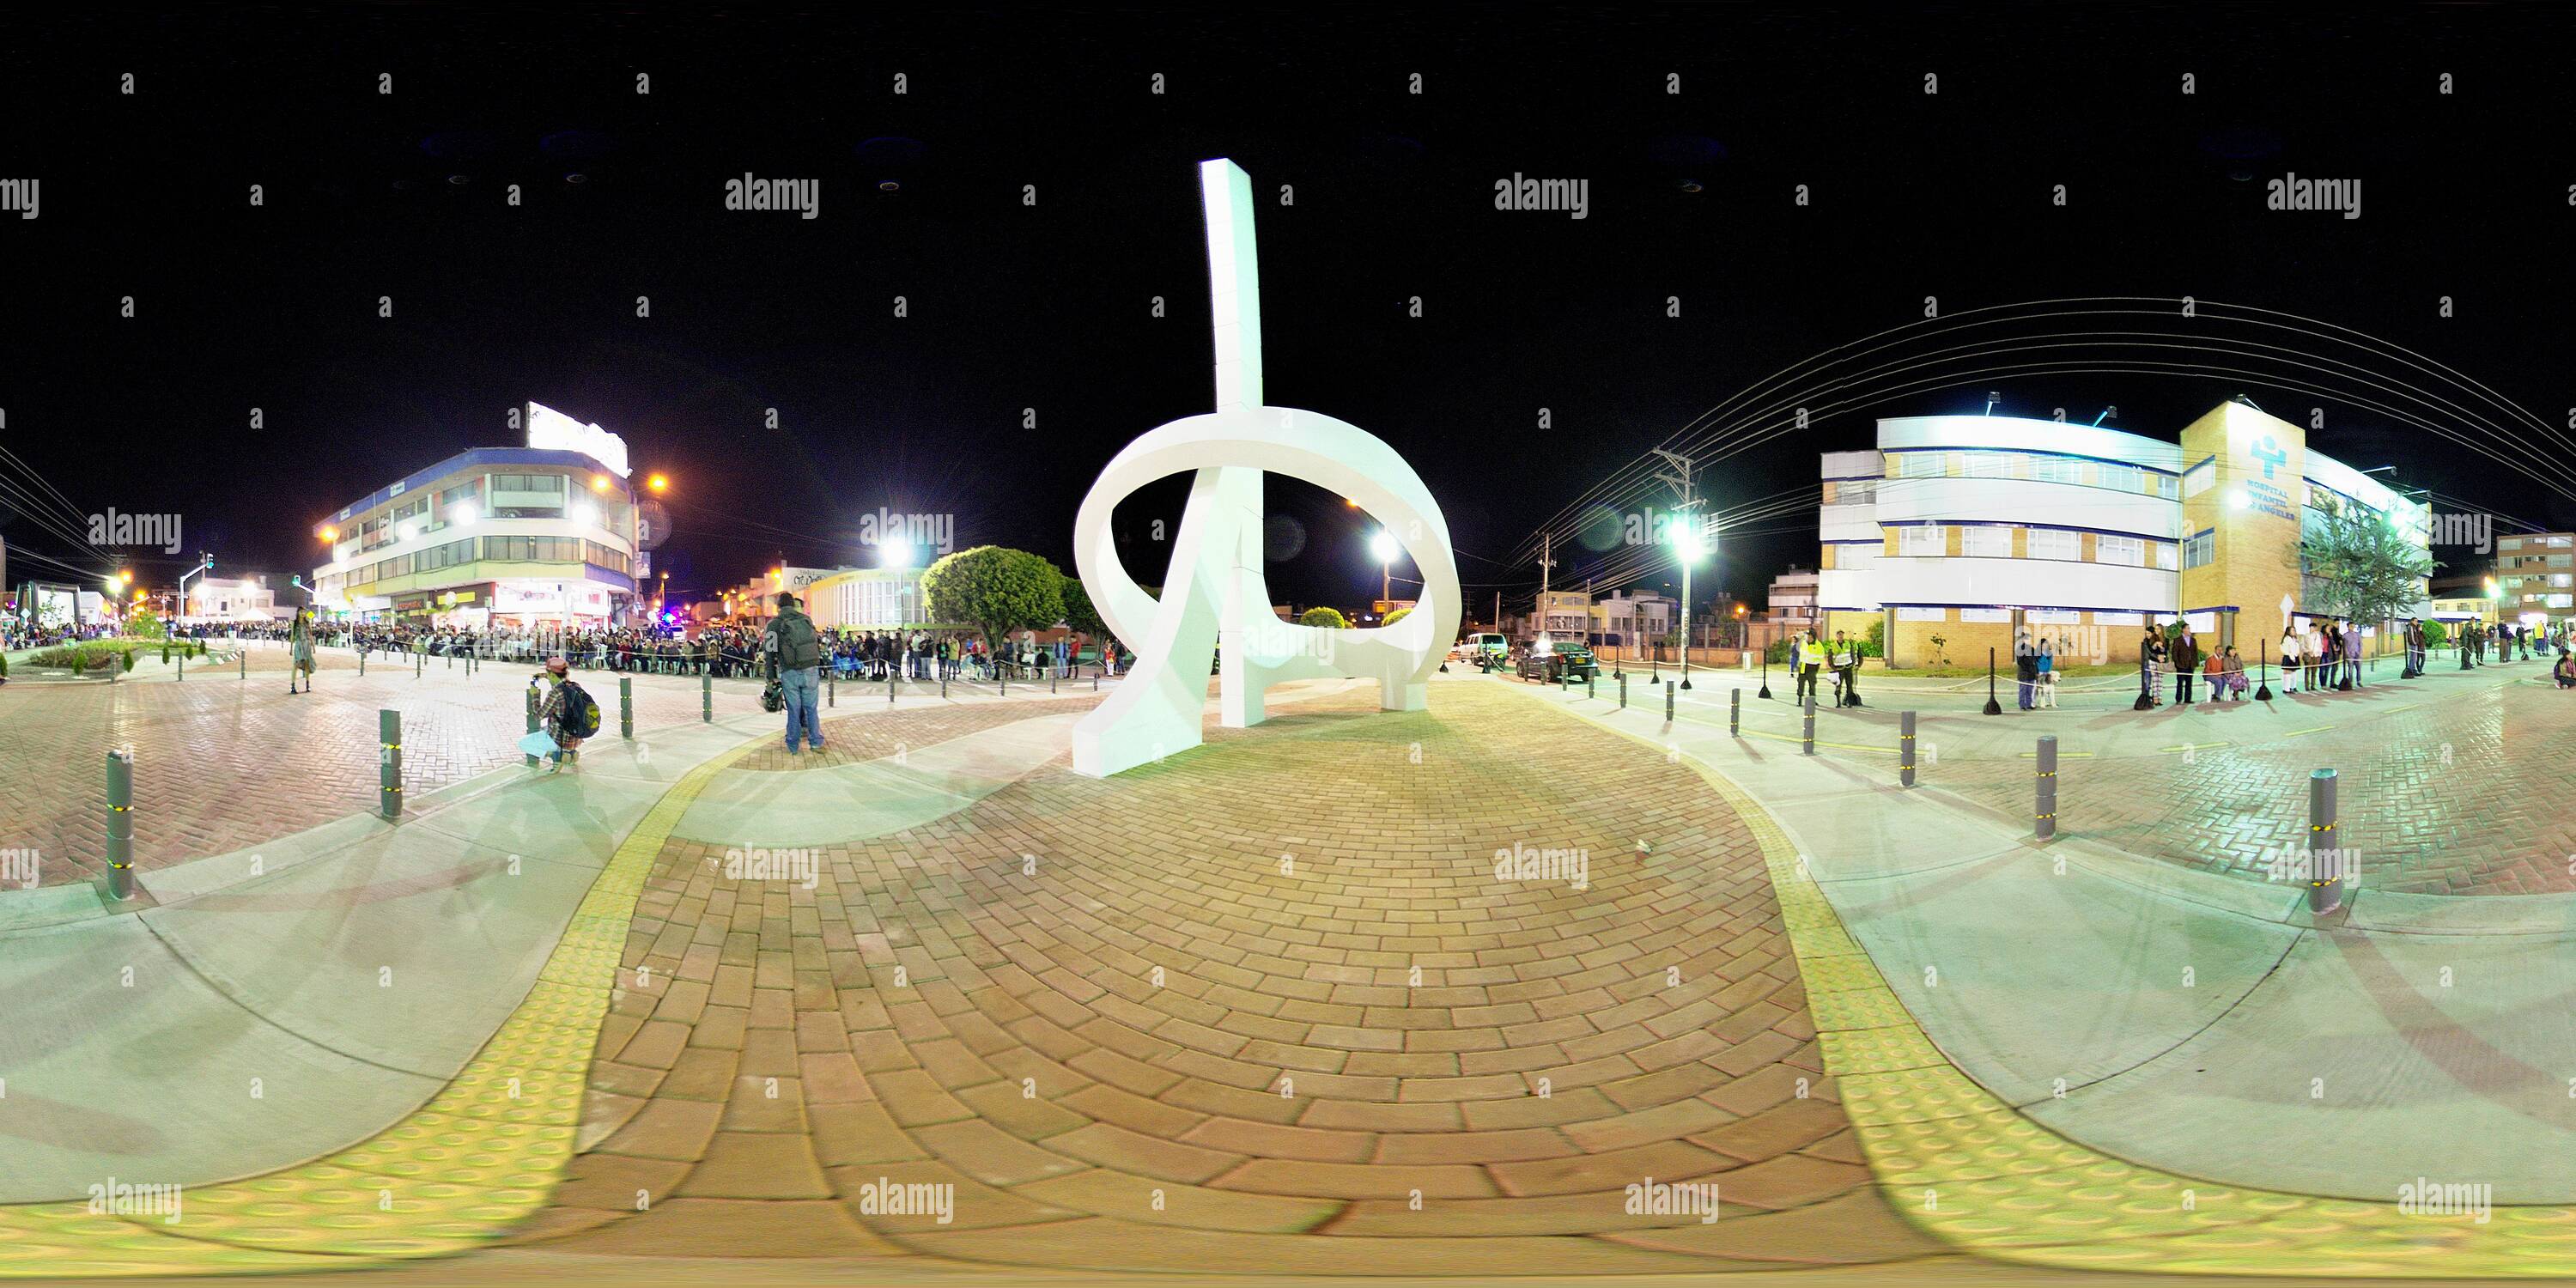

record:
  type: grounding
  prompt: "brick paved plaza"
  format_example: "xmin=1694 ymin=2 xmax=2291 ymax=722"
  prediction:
xmin=1686 ymin=658 xmax=2576 ymax=897
xmin=10 ymin=648 xmax=2576 ymax=1279
xmin=520 ymin=682 xmax=1935 ymax=1273
xmin=0 ymin=647 xmax=985 ymax=886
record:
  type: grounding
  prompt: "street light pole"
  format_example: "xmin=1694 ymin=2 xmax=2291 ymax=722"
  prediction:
xmin=1649 ymin=449 xmax=1704 ymax=691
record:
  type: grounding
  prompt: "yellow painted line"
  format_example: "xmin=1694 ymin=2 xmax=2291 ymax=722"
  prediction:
xmin=2160 ymin=742 xmax=2230 ymax=754
xmin=0 ymin=734 xmax=763 ymax=1276
xmin=1682 ymin=741 xmax=2576 ymax=1275
xmin=2283 ymin=725 xmax=2333 ymax=738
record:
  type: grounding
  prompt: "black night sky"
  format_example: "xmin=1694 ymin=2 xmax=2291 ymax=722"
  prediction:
xmin=6 ymin=3 xmax=2576 ymax=617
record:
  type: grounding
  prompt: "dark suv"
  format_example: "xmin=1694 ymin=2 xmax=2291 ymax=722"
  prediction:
xmin=1516 ymin=640 xmax=1598 ymax=683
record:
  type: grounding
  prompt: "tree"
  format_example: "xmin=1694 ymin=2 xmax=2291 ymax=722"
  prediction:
xmin=2421 ymin=618 xmax=2450 ymax=648
xmin=1381 ymin=605 xmax=1412 ymax=627
xmin=128 ymin=606 xmax=167 ymax=641
xmin=2292 ymin=496 xmax=2433 ymax=628
xmin=1060 ymin=573 xmax=1107 ymax=648
xmin=920 ymin=546 xmax=1066 ymax=653
xmin=1297 ymin=606 xmax=1350 ymax=629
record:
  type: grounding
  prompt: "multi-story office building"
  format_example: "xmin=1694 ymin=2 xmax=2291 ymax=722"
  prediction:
xmin=803 ymin=567 xmax=931 ymax=630
xmin=719 ymin=567 xmax=843 ymax=622
xmin=1533 ymin=590 xmax=1591 ymax=641
xmin=2491 ymin=532 xmax=2574 ymax=627
xmin=1815 ymin=399 xmax=2430 ymax=665
xmin=1765 ymin=568 xmax=1820 ymax=630
xmin=1589 ymin=590 xmax=1674 ymax=647
xmin=310 ymin=404 xmax=643 ymax=629
xmin=181 ymin=574 xmax=289 ymax=624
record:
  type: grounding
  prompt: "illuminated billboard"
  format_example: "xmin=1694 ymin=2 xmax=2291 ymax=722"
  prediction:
xmin=525 ymin=401 xmax=632 ymax=478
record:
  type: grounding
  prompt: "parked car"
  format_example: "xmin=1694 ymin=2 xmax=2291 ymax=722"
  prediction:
xmin=1457 ymin=632 xmax=1510 ymax=670
xmin=1516 ymin=637 xmax=1598 ymax=683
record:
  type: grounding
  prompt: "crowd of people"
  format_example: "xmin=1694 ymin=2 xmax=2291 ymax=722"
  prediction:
xmin=1769 ymin=616 xmax=2576 ymax=715
xmin=191 ymin=617 xmax=1112 ymax=684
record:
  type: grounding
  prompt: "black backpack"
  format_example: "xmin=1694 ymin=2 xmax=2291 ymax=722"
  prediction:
xmin=559 ymin=680 xmax=603 ymax=738
xmin=761 ymin=678 xmax=785 ymax=713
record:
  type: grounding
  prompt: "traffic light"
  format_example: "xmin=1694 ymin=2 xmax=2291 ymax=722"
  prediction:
xmin=202 ymin=552 xmax=214 ymax=570
xmin=289 ymin=574 xmax=302 ymax=588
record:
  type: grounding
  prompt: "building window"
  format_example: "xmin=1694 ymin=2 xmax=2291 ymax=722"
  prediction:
xmin=1964 ymin=452 xmax=2011 ymax=480
xmin=2183 ymin=530 xmax=2215 ymax=569
xmin=483 ymin=536 xmax=585 ymax=563
xmin=2032 ymin=456 xmax=2082 ymax=485
xmin=1899 ymin=452 xmax=1947 ymax=478
xmin=2098 ymin=535 xmax=2145 ymax=567
xmin=2183 ymin=460 xmax=2215 ymax=498
xmin=1899 ymin=525 xmax=1945 ymax=556
xmin=2098 ymin=463 xmax=2142 ymax=494
xmin=2154 ymin=473 xmax=2180 ymax=500
xmin=1834 ymin=480 xmax=1877 ymax=506
xmin=1960 ymin=526 xmax=2010 ymax=558
xmin=2026 ymin=528 xmax=2080 ymax=562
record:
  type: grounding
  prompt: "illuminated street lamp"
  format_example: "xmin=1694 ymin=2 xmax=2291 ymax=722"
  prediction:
xmin=648 ymin=472 xmax=670 ymax=494
xmin=1672 ymin=521 xmax=1710 ymax=690
xmin=1369 ymin=530 xmax=1400 ymax=605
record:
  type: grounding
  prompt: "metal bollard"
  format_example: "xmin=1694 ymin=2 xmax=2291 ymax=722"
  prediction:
xmin=380 ymin=708 xmax=403 ymax=819
xmin=176 ymin=648 xmax=184 ymax=682
xmin=1665 ymin=680 xmax=1675 ymax=722
xmin=1619 ymin=674 xmax=1627 ymax=709
xmin=1093 ymin=672 xmax=1099 ymax=692
xmin=103 ymin=749 xmax=135 ymax=902
xmin=1899 ymin=710 xmax=1917 ymax=787
xmin=890 ymin=669 xmax=897 ymax=704
xmin=2034 ymin=735 xmax=2058 ymax=839
xmin=416 ymin=649 xmax=422 ymax=677
xmin=702 ymin=672 xmax=712 ymax=722
xmin=359 ymin=649 xmax=365 ymax=676
xmin=2307 ymin=769 xmax=2342 ymax=914
xmin=240 ymin=647 xmax=247 ymax=679
xmin=526 ymin=683 xmax=541 ymax=767
xmin=1729 ymin=688 xmax=1741 ymax=737
xmin=1802 ymin=695 xmax=1816 ymax=754
xmin=829 ymin=671 xmax=836 ymax=708
xmin=620 ymin=677 xmax=634 ymax=739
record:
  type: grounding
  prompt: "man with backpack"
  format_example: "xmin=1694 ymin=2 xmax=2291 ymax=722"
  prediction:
xmin=537 ymin=654 xmax=602 ymax=772
xmin=761 ymin=591 xmax=828 ymax=755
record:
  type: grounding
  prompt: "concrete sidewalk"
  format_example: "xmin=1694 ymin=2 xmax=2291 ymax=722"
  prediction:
xmin=0 ymin=674 xmax=1132 ymax=1206
xmin=1486 ymin=668 xmax=2576 ymax=1203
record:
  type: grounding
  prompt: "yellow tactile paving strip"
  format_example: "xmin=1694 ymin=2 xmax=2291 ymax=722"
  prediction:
xmin=1681 ymin=757 xmax=2576 ymax=1277
xmin=0 ymin=739 xmax=760 ymax=1277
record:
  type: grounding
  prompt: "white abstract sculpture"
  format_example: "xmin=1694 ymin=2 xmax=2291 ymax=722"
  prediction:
xmin=1070 ymin=159 xmax=1463 ymax=779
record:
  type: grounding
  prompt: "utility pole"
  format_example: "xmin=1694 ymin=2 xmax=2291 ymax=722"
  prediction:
xmin=1535 ymin=532 xmax=1555 ymax=640
xmin=1649 ymin=449 xmax=1707 ymax=690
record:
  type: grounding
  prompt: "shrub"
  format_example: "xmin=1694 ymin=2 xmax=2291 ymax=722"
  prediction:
xmin=122 ymin=649 xmax=136 ymax=673
xmin=1297 ymin=606 xmax=1351 ymax=629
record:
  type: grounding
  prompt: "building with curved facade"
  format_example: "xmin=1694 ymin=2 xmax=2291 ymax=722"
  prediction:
xmin=310 ymin=404 xmax=645 ymax=628
xmin=1817 ymin=399 xmax=2429 ymax=666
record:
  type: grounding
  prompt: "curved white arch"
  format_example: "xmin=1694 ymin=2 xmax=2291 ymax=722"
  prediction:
xmin=1070 ymin=406 xmax=1461 ymax=778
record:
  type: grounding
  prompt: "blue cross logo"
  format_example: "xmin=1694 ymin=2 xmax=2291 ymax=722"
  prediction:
xmin=2251 ymin=435 xmax=2287 ymax=480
